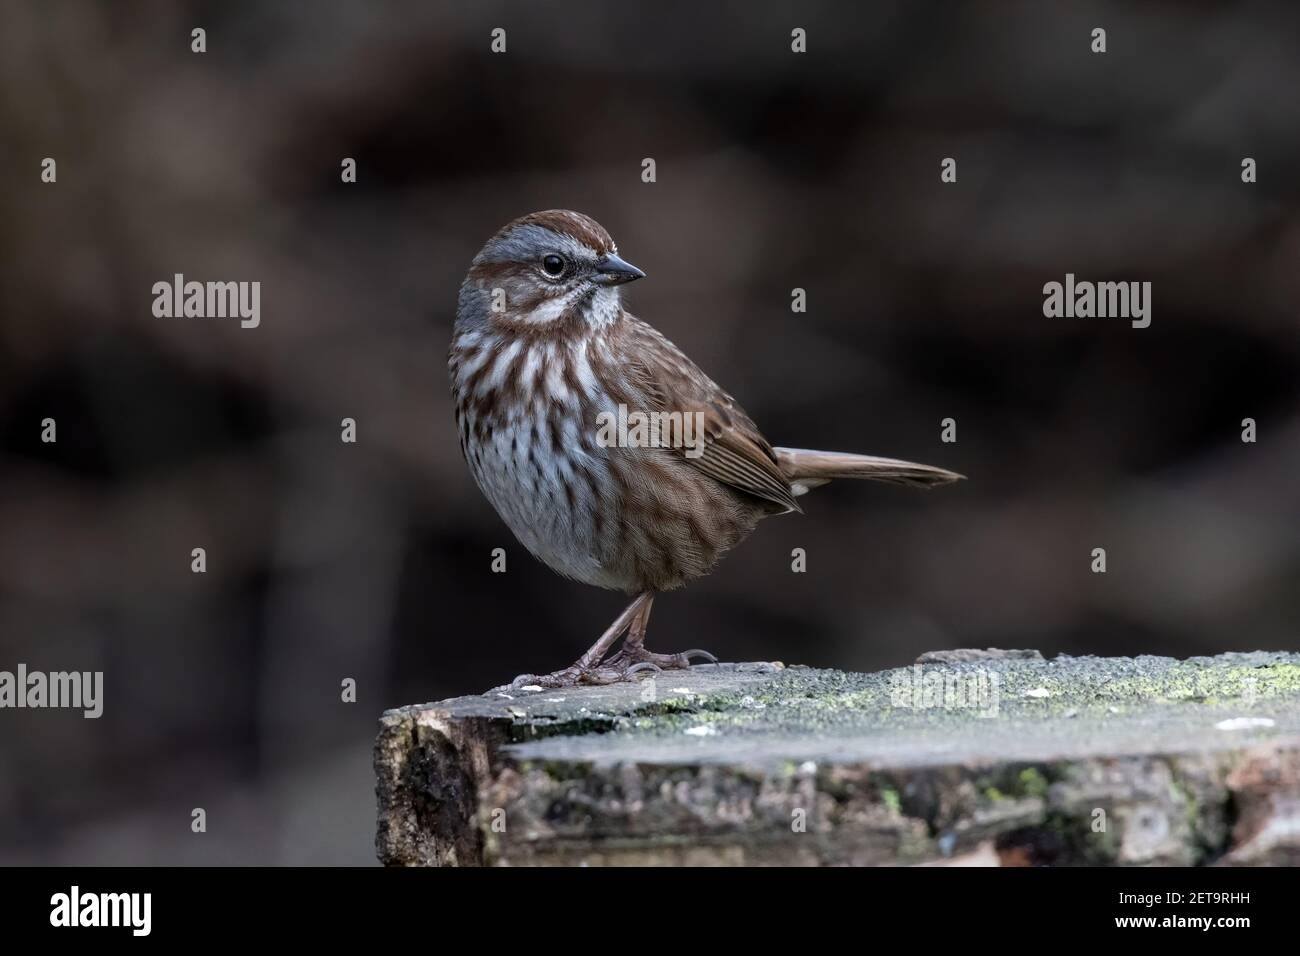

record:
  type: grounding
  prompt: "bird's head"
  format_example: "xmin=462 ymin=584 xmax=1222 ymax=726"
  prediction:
xmin=458 ymin=210 xmax=644 ymax=333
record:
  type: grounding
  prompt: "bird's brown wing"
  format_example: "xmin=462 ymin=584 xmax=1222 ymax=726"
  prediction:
xmin=615 ymin=317 xmax=801 ymax=513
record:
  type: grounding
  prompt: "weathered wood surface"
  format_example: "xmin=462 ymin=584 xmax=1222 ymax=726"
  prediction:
xmin=375 ymin=651 xmax=1300 ymax=866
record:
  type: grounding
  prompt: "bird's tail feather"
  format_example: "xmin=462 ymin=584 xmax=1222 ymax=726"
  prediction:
xmin=773 ymin=447 xmax=964 ymax=493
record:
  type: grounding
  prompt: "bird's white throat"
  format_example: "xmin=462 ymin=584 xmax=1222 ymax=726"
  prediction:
xmin=519 ymin=285 xmax=622 ymax=328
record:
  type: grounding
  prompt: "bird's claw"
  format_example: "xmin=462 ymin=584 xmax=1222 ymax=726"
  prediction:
xmin=674 ymin=648 xmax=718 ymax=666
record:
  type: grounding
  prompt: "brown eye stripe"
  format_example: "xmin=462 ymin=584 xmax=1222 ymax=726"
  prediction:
xmin=467 ymin=261 xmax=517 ymax=281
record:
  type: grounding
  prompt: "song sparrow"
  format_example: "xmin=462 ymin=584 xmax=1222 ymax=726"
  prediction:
xmin=450 ymin=210 xmax=962 ymax=688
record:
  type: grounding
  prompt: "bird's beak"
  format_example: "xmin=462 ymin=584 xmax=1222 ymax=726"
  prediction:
xmin=593 ymin=253 xmax=646 ymax=285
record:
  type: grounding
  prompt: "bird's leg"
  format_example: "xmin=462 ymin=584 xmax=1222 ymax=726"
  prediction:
xmin=624 ymin=593 xmax=655 ymax=650
xmin=606 ymin=593 xmax=718 ymax=673
xmin=508 ymin=591 xmax=653 ymax=689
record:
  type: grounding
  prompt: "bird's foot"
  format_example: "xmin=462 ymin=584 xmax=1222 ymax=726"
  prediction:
xmin=507 ymin=647 xmax=717 ymax=690
xmin=605 ymin=644 xmax=719 ymax=672
xmin=507 ymin=662 xmax=628 ymax=689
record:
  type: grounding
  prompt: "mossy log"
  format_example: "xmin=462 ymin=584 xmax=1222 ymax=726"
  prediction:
xmin=374 ymin=651 xmax=1300 ymax=866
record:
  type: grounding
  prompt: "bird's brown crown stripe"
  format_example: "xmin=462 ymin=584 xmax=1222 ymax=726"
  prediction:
xmin=514 ymin=210 xmax=614 ymax=254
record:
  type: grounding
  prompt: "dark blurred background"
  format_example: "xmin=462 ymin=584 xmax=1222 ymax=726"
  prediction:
xmin=1 ymin=0 xmax=1297 ymax=863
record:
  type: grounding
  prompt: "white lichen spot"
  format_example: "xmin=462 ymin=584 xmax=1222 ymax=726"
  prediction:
xmin=684 ymin=725 xmax=718 ymax=737
xmin=1215 ymin=717 xmax=1275 ymax=731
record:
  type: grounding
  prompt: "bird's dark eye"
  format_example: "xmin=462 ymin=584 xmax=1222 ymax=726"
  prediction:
xmin=541 ymin=254 xmax=566 ymax=278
